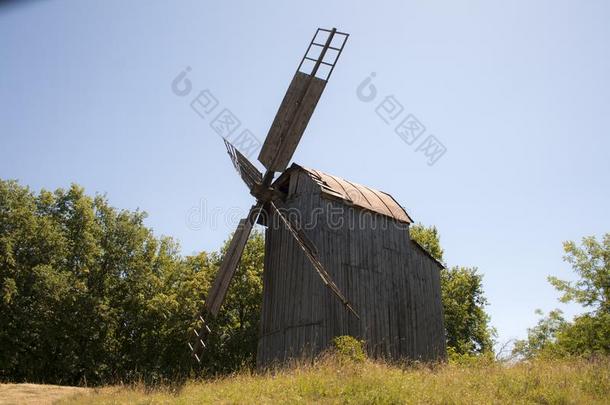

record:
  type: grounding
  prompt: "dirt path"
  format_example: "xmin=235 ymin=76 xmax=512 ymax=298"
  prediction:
xmin=0 ymin=383 xmax=89 ymax=405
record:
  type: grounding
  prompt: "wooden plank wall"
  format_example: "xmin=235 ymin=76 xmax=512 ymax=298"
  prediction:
xmin=257 ymin=170 xmax=446 ymax=367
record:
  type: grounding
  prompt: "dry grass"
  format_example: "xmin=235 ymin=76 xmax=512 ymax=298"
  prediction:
xmin=54 ymin=356 xmax=610 ymax=404
xmin=0 ymin=383 xmax=89 ymax=405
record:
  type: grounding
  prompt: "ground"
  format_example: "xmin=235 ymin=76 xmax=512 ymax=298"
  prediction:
xmin=0 ymin=384 xmax=89 ymax=405
xmin=2 ymin=357 xmax=608 ymax=404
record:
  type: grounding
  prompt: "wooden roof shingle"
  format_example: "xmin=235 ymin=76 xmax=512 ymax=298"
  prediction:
xmin=279 ymin=164 xmax=414 ymax=224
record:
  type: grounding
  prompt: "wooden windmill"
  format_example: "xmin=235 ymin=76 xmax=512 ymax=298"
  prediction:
xmin=190 ymin=28 xmax=446 ymax=366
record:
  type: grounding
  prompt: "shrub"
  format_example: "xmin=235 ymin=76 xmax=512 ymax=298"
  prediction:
xmin=331 ymin=336 xmax=366 ymax=363
xmin=447 ymin=346 xmax=495 ymax=367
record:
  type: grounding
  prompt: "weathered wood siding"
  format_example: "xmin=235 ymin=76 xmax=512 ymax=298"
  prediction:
xmin=257 ymin=170 xmax=446 ymax=367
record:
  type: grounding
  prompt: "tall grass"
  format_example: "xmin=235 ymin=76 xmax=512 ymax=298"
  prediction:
xmin=61 ymin=356 xmax=609 ymax=404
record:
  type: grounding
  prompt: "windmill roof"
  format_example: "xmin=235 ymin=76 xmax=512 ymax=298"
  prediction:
xmin=283 ymin=164 xmax=414 ymax=224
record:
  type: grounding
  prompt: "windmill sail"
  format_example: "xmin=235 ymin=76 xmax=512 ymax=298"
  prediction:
xmin=204 ymin=203 xmax=262 ymax=316
xmin=190 ymin=203 xmax=262 ymax=360
xmin=224 ymin=138 xmax=262 ymax=191
xmin=258 ymin=28 xmax=349 ymax=172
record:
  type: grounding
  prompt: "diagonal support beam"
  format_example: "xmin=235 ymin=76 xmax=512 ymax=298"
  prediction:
xmin=269 ymin=199 xmax=359 ymax=319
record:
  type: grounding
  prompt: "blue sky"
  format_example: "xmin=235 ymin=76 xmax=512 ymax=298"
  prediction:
xmin=1 ymin=0 xmax=609 ymax=347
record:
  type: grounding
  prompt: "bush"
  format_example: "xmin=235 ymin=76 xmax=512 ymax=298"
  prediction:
xmin=447 ymin=346 xmax=495 ymax=367
xmin=331 ymin=336 xmax=366 ymax=363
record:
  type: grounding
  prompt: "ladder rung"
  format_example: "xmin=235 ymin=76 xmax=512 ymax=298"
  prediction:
xmin=194 ymin=353 xmax=201 ymax=363
xmin=303 ymin=56 xmax=334 ymax=67
xmin=199 ymin=315 xmax=206 ymax=324
xmin=188 ymin=342 xmax=194 ymax=352
xmin=205 ymin=325 xmax=211 ymax=333
xmin=200 ymin=339 xmax=206 ymax=348
xmin=311 ymin=42 xmax=342 ymax=51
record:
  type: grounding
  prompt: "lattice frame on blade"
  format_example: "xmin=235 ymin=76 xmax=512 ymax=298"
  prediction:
xmin=188 ymin=314 xmax=212 ymax=363
xmin=297 ymin=28 xmax=349 ymax=81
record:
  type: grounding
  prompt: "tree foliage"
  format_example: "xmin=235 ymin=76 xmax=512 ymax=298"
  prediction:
xmin=409 ymin=224 xmax=444 ymax=263
xmin=548 ymin=235 xmax=610 ymax=314
xmin=441 ymin=266 xmax=494 ymax=354
xmin=511 ymin=309 xmax=568 ymax=359
xmin=513 ymin=234 xmax=610 ymax=359
xmin=410 ymin=224 xmax=495 ymax=355
xmin=0 ymin=179 xmax=263 ymax=385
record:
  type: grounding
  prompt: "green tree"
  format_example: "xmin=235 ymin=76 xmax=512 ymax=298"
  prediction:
xmin=441 ymin=266 xmax=495 ymax=354
xmin=512 ymin=309 xmax=567 ymax=359
xmin=0 ymin=179 xmax=265 ymax=384
xmin=410 ymin=224 xmax=494 ymax=355
xmin=513 ymin=234 xmax=610 ymax=359
xmin=410 ymin=224 xmax=444 ymax=263
xmin=548 ymin=234 xmax=609 ymax=314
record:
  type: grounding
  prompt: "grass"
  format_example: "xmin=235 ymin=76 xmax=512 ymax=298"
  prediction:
xmin=56 ymin=356 xmax=609 ymax=404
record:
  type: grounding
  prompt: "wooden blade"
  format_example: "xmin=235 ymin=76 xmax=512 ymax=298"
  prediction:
xmin=258 ymin=28 xmax=349 ymax=172
xmin=190 ymin=203 xmax=262 ymax=360
xmin=258 ymin=72 xmax=326 ymax=172
xmin=205 ymin=203 xmax=262 ymax=316
xmin=224 ymin=138 xmax=262 ymax=191
xmin=269 ymin=199 xmax=359 ymax=318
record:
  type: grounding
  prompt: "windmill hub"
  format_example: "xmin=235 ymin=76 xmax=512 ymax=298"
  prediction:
xmin=250 ymin=182 xmax=284 ymax=202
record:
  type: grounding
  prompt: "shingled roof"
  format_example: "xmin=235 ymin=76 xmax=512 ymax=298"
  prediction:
xmin=280 ymin=164 xmax=414 ymax=224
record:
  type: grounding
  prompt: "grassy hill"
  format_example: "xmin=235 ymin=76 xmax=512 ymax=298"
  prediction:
xmin=52 ymin=356 xmax=609 ymax=404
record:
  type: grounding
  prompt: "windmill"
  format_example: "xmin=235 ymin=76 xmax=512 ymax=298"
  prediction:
xmin=189 ymin=28 xmax=356 ymax=362
xmin=189 ymin=28 xmax=447 ymax=365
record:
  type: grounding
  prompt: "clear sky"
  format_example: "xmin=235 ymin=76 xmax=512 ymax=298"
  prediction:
xmin=1 ymin=0 xmax=609 ymax=348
